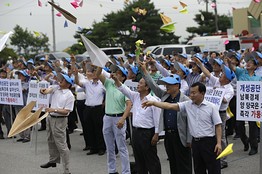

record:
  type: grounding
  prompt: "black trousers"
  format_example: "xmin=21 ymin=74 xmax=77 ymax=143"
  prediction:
xmin=192 ymin=137 xmax=220 ymax=174
xmin=84 ymin=105 xmax=105 ymax=151
xmin=237 ymin=121 xmax=258 ymax=149
xmin=132 ymin=127 xmax=161 ymax=174
xmin=164 ymin=130 xmax=192 ymax=174
xmin=67 ymin=101 xmax=78 ymax=132
xmin=76 ymin=100 xmax=85 ymax=131
xmin=226 ymin=96 xmax=239 ymax=136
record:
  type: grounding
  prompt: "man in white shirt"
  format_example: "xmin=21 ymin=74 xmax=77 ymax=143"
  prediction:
xmin=112 ymin=74 xmax=162 ymax=174
xmin=142 ymin=82 xmax=222 ymax=174
xmin=40 ymin=73 xmax=75 ymax=174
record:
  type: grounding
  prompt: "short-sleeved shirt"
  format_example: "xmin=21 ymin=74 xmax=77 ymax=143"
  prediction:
xmin=50 ymin=85 xmax=75 ymax=116
xmin=104 ymin=79 xmax=129 ymax=114
xmin=178 ymin=99 xmax=222 ymax=138
xmin=235 ymin=67 xmax=262 ymax=81
xmin=82 ymin=79 xmax=105 ymax=106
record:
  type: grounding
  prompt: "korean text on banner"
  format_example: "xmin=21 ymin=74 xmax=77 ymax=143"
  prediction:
xmin=204 ymin=87 xmax=225 ymax=110
xmin=0 ymin=79 xmax=23 ymax=105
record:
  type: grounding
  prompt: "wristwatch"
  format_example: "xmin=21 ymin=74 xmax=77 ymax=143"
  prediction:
xmin=54 ymin=109 xmax=58 ymax=113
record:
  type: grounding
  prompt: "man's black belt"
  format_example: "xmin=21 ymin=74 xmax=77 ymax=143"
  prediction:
xmin=219 ymin=110 xmax=226 ymax=113
xmin=133 ymin=127 xmax=154 ymax=131
xmin=193 ymin=136 xmax=215 ymax=141
xmin=50 ymin=115 xmax=67 ymax=118
xmin=165 ymin=129 xmax=178 ymax=133
xmin=106 ymin=113 xmax=124 ymax=117
xmin=86 ymin=105 xmax=102 ymax=108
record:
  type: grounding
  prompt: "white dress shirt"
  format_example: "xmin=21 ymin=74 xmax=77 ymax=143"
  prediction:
xmin=82 ymin=79 xmax=105 ymax=106
xmin=207 ymin=74 xmax=234 ymax=111
xmin=118 ymin=85 xmax=161 ymax=133
xmin=178 ymin=99 xmax=222 ymax=138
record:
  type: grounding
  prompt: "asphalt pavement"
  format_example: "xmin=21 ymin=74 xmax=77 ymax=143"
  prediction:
xmin=0 ymin=123 xmax=260 ymax=174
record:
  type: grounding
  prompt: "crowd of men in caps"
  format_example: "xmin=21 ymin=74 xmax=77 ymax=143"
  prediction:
xmin=0 ymin=47 xmax=262 ymax=174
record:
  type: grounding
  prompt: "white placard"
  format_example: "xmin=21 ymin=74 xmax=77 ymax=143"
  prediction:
xmin=27 ymin=80 xmax=50 ymax=111
xmin=124 ymin=79 xmax=138 ymax=92
xmin=0 ymin=79 xmax=23 ymax=105
xmin=236 ymin=81 xmax=262 ymax=122
xmin=204 ymin=87 xmax=225 ymax=110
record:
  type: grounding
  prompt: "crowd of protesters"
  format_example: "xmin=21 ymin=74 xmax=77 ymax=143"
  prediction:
xmin=0 ymin=46 xmax=261 ymax=174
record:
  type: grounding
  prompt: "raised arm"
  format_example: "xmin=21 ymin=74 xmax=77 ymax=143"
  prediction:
xmin=193 ymin=57 xmax=211 ymax=78
xmin=142 ymin=100 xmax=180 ymax=111
xmin=96 ymin=67 xmax=106 ymax=84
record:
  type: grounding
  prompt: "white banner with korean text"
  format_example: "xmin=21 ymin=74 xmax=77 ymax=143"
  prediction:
xmin=237 ymin=81 xmax=262 ymax=121
xmin=27 ymin=80 xmax=50 ymax=111
xmin=0 ymin=79 xmax=23 ymax=105
xmin=204 ymin=87 xmax=225 ymax=110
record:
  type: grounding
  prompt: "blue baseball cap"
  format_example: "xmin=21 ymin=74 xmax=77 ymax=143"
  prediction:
xmin=27 ymin=59 xmax=34 ymax=65
xmin=15 ymin=70 xmax=29 ymax=77
xmin=39 ymin=57 xmax=45 ymax=61
xmin=175 ymin=62 xmax=189 ymax=76
xmin=61 ymin=73 xmax=74 ymax=85
xmin=117 ymin=65 xmax=128 ymax=77
xmin=203 ymin=49 xmax=209 ymax=53
xmin=209 ymin=58 xmax=224 ymax=66
xmin=179 ymin=53 xmax=187 ymax=59
xmin=222 ymin=65 xmax=235 ymax=81
xmin=129 ymin=65 xmax=139 ymax=75
xmin=256 ymin=51 xmax=262 ymax=59
xmin=52 ymin=71 xmax=57 ymax=77
xmin=46 ymin=62 xmax=54 ymax=70
xmin=103 ymin=67 xmax=111 ymax=73
xmin=193 ymin=53 xmax=203 ymax=62
xmin=164 ymin=59 xmax=171 ymax=67
xmin=62 ymin=57 xmax=71 ymax=63
xmin=127 ymin=53 xmax=135 ymax=58
xmin=159 ymin=74 xmax=181 ymax=85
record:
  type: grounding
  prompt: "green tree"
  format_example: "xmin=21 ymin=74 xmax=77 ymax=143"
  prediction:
xmin=72 ymin=0 xmax=180 ymax=54
xmin=186 ymin=10 xmax=231 ymax=36
xmin=10 ymin=25 xmax=50 ymax=58
xmin=0 ymin=47 xmax=17 ymax=62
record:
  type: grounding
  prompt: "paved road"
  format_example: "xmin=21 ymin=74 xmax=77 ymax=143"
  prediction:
xmin=0 ymin=124 xmax=260 ymax=174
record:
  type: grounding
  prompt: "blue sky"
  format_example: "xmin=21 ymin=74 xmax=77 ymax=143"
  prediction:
xmin=0 ymin=0 xmax=251 ymax=51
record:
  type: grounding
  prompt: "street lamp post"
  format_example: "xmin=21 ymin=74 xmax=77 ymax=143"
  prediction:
xmin=51 ymin=0 xmax=56 ymax=52
xmin=213 ymin=0 xmax=219 ymax=32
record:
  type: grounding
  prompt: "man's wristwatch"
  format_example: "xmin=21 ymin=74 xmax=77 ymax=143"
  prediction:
xmin=54 ymin=109 xmax=58 ymax=113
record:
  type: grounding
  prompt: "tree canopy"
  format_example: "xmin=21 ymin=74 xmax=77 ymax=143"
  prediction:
xmin=10 ymin=25 xmax=50 ymax=58
xmin=70 ymin=0 xmax=180 ymax=54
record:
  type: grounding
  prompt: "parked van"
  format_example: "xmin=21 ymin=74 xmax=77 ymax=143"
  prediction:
xmin=187 ymin=36 xmax=241 ymax=52
xmin=151 ymin=44 xmax=201 ymax=58
xmin=83 ymin=47 xmax=125 ymax=58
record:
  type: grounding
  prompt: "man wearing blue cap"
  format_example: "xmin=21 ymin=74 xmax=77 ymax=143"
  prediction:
xmin=254 ymin=51 xmax=262 ymax=76
xmin=40 ymin=73 xmax=75 ymax=174
xmin=96 ymin=66 xmax=131 ymax=174
xmin=228 ymin=54 xmax=262 ymax=156
xmin=194 ymin=57 xmax=235 ymax=169
xmin=139 ymin=61 xmax=192 ymax=174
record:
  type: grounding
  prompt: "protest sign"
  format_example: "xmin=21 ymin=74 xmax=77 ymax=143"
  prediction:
xmin=0 ymin=79 xmax=23 ymax=105
xmin=204 ymin=87 xmax=225 ymax=110
xmin=236 ymin=81 xmax=262 ymax=121
xmin=27 ymin=80 xmax=50 ymax=111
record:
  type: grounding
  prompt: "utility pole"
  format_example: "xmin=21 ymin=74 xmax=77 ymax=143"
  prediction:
xmin=205 ymin=0 xmax=209 ymax=12
xmin=51 ymin=0 xmax=56 ymax=52
xmin=213 ymin=0 xmax=219 ymax=32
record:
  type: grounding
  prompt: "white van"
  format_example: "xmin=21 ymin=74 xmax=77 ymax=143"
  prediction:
xmin=83 ymin=47 xmax=125 ymax=58
xmin=151 ymin=44 xmax=201 ymax=58
xmin=187 ymin=36 xmax=241 ymax=52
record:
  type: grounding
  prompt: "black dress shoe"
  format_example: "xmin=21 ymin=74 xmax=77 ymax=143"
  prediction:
xmin=17 ymin=138 xmax=24 ymax=142
xmin=244 ymin=143 xmax=249 ymax=151
xmin=22 ymin=139 xmax=30 ymax=143
xmin=40 ymin=162 xmax=56 ymax=168
xmin=0 ymin=135 xmax=4 ymax=139
xmin=83 ymin=147 xmax=90 ymax=151
xmin=86 ymin=150 xmax=98 ymax=155
xmin=221 ymin=161 xmax=228 ymax=169
xmin=249 ymin=148 xmax=258 ymax=155
xmin=38 ymin=127 xmax=46 ymax=131
xmin=98 ymin=150 xmax=105 ymax=156
xmin=109 ymin=172 xmax=119 ymax=174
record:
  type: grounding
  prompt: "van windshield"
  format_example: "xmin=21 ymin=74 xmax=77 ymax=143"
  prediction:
xmin=185 ymin=46 xmax=201 ymax=54
xmin=102 ymin=49 xmax=123 ymax=55
xmin=163 ymin=48 xmax=183 ymax=55
xmin=226 ymin=41 xmax=240 ymax=51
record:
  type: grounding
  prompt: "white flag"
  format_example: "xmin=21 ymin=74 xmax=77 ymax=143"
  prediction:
xmin=80 ymin=34 xmax=111 ymax=67
xmin=0 ymin=31 xmax=13 ymax=52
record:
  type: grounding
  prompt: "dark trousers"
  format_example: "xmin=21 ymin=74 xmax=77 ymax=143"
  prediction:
xmin=132 ymin=127 xmax=161 ymax=174
xmin=237 ymin=121 xmax=258 ymax=149
xmin=192 ymin=137 xmax=220 ymax=174
xmin=67 ymin=101 xmax=78 ymax=132
xmin=164 ymin=130 xmax=192 ymax=174
xmin=76 ymin=100 xmax=85 ymax=131
xmin=226 ymin=96 xmax=239 ymax=136
xmin=85 ymin=105 xmax=105 ymax=151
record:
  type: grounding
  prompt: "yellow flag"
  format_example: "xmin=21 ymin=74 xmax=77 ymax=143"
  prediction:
xmin=160 ymin=23 xmax=176 ymax=33
xmin=179 ymin=7 xmax=188 ymax=14
xmin=216 ymin=143 xmax=234 ymax=160
xmin=226 ymin=107 xmax=234 ymax=118
xmin=256 ymin=122 xmax=260 ymax=128
xmin=33 ymin=31 xmax=41 ymax=37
